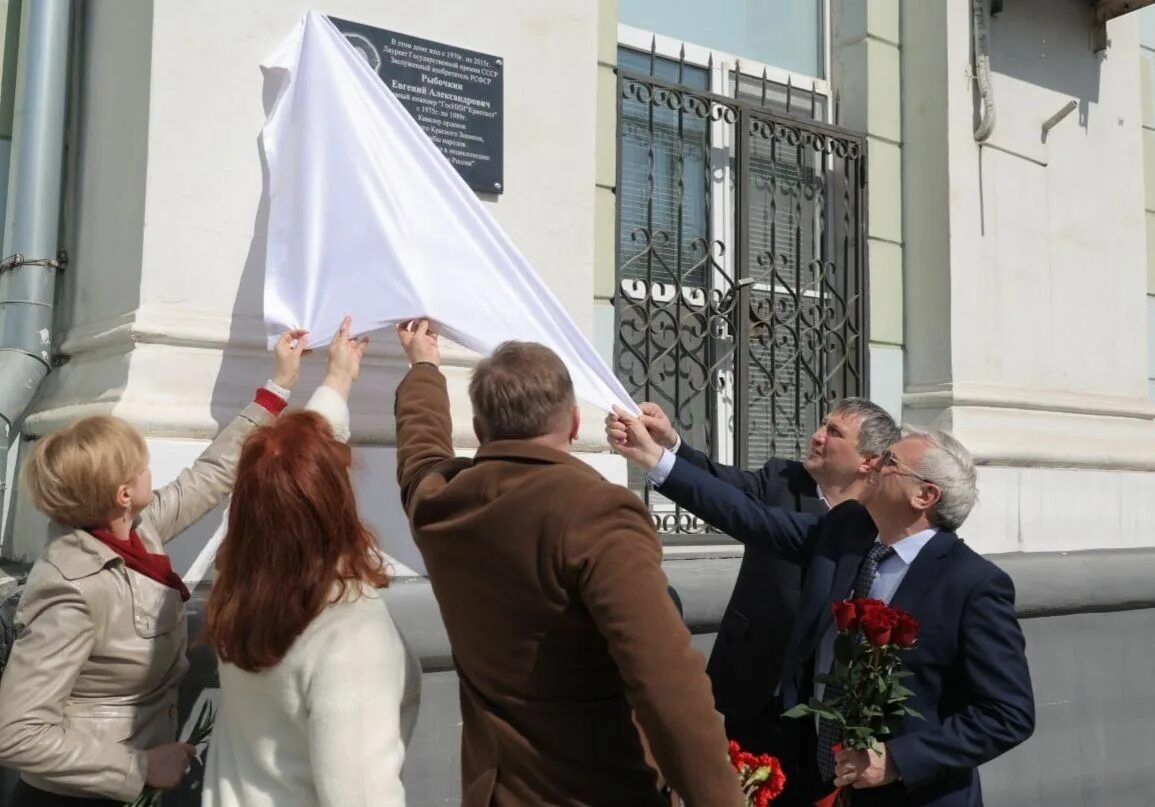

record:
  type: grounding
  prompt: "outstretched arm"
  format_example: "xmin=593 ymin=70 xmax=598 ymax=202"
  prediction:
xmin=143 ymin=327 xmax=308 ymax=542
xmin=394 ymin=320 xmax=460 ymax=513
xmin=625 ymin=402 xmax=780 ymax=497
xmin=659 ymin=452 xmax=819 ymax=563
xmin=607 ymin=407 xmax=819 ymax=563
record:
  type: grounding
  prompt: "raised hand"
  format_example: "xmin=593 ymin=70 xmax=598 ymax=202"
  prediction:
xmin=324 ymin=316 xmax=370 ymax=399
xmin=272 ymin=328 xmax=309 ymax=390
xmin=605 ymin=406 xmax=665 ymax=472
xmin=396 ymin=319 xmax=441 ymax=367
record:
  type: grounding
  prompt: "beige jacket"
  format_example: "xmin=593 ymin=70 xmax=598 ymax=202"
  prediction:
xmin=0 ymin=401 xmax=274 ymax=801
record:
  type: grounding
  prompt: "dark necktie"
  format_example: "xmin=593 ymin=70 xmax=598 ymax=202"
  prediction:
xmin=816 ymin=542 xmax=897 ymax=783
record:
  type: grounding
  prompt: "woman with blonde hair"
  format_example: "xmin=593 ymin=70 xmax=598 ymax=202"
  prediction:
xmin=202 ymin=317 xmax=418 ymax=807
xmin=0 ymin=326 xmax=312 ymax=806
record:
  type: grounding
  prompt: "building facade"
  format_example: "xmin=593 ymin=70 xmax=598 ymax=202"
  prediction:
xmin=2 ymin=0 xmax=1155 ymax=803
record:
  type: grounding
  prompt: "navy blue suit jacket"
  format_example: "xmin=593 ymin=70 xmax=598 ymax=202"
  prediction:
xmin=659 ymin=458 xmax=1035 ymax=807
xmin=674 ymin=443 xmax=826 ymax=725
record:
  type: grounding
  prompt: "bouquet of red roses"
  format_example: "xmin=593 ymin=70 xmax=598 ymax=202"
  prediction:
xmin=783 ymin=598 xmax=922 ymax=804
xmin=728 ymin=740 xmax=787 ymax=806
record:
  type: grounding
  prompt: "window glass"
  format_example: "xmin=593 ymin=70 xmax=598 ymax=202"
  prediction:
xmin=619 ymin=0 xmax=823 ymax=78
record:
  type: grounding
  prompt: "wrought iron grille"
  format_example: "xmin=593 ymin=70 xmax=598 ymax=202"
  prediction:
xmin=614 ymin=47 xmax=868 ymax=539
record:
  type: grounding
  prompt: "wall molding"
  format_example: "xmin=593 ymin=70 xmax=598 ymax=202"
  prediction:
xmin=380 ymin=547 xmax=1155 ymax=671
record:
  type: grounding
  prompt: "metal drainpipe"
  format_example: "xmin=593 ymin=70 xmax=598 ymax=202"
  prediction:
xmin=0 ymin=0 xmax=73 ymax=549
xmin=972 ymin=0 xmax=997 ymax=143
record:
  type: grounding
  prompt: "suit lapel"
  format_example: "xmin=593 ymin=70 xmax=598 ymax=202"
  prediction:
xmin=888 ymin=531 xmax=958 ymax=613
xmin=798 ymin=531 xmax=874 ymax=663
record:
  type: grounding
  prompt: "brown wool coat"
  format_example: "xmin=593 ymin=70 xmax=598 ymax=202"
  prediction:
xmin=395 ymin=364 xmax=742 ymax=807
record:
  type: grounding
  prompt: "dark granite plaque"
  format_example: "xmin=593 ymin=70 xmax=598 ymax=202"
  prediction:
xmin=331 ymin=17 xmax=504 ymax=194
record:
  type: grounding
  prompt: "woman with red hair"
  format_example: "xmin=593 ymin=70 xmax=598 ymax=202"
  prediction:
xmin=202 ymin=318 xmax=417 ymax=807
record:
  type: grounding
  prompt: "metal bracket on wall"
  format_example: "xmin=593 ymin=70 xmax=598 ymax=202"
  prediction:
xmin=1041 ymin=99 xmax=1079 ymax=139
xmin=1092 ymin=0 xmax=1155 ymax=52
xmin=0 ymin=251 xmax=69 ymax=273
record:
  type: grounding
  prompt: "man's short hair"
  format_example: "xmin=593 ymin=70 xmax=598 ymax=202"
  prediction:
xmin=831 ymin=397 xmax=901 ymax=456
xmin=904 ymin=426 xmax=978 ymax=531
xmin=469 ymin=341 xmax=576 ymax=441
xmin=22 ymin=415 xmax=148 ymax=527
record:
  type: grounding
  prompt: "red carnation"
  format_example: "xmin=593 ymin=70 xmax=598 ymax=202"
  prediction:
xmin=832 ymin=600 xmax=857 ymax=632
xmin=729 ymin=739 xmax=786 ymax=805
xmin=892 ymin=612 xmax=919 ymax=648
xmin=860 ymin=606 xmax=899 ymax=647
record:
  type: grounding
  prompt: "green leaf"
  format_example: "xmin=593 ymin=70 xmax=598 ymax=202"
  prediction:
xmin=904 ymin=706 xmax=925 ymax=720
xmin=782 ymin=704 xmax=813 ymax=719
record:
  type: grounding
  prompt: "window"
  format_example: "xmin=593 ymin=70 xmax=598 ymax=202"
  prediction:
xmin=613 ymin=32 xmax=867 ymax=539
xmin=618 ymin=0 xmax=825 ymax=78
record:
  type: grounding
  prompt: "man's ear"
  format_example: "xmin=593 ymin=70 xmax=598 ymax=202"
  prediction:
xmin=858 ymin=454 xmax=879 ymax=475
xmin=569 ymin=406 xmax=580 ymax=443
xmin=912 ymin=481 xmax=942 ymax=515
xmin=473 ymin=416 xmax=487 ymax=444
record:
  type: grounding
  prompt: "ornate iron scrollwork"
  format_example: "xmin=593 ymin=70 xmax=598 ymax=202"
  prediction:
xmin=614 ymin=60 xmax=867 ymax=539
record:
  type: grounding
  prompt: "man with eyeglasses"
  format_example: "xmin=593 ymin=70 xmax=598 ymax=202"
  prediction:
xmin=609 ymin=399 xmax=898 ymax=804
xmin=607 ymin=418 xmax=1035 ymax=807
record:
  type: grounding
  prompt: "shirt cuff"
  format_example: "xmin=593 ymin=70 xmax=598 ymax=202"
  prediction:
xmin=254 ymin=380 xmax=291 ymax=416
xmin=648 ymin=448 xmax=678 ymax=487
xmin=264 ymin=379 xmax=291 ymax=400
xmin=670 ymin=434 xmax=682 ymax=454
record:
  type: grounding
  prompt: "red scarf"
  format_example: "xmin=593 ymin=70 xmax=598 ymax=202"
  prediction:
xmin=89 ymin=528 xmax=190 ymax=601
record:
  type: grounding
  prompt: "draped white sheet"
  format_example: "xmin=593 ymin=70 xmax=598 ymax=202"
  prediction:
xmin=260 ymin=11 xmax=636 ymax=413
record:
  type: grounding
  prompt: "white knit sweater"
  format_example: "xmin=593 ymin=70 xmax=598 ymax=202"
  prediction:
xmin=201 ymin=583 xmax=418 ymax=807
xmin=201 ymin=384 xmax=419 ymax=807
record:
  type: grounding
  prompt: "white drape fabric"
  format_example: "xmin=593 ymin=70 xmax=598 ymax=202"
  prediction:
xmin=260 ymin=11 xmax=636 ymax=413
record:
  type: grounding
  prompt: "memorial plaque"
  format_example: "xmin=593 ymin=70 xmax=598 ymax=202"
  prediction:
xmin=331 ymin=17 xmax=504 ymax=194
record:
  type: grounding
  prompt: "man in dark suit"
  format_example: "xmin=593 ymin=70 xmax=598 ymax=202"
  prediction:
xmin=609 ymin=416 xmax=1035 ymax=806
xmin=626 ymin=403 xmax=898 ymax=759
xmin=395 ymin=321 xmax=743 ymax=807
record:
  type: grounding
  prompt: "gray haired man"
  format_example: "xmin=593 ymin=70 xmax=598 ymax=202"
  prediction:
xmin=611 ymin=417 xmax=1035 ymax=805
xmin=611 ymin=398 xmax=899 ymax=805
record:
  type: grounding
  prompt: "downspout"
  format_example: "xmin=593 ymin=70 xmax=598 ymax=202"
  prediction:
xmin=972 ymin=0 xmax=997 ymax=143
xmin=0 ymin=0 xmax=73 ymax=547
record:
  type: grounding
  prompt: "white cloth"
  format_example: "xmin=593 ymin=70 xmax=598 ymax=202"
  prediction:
xmin=202 ymin=583 xmax=420 ymax=807
xmin=260 ymin=11 xmax=637 ymax=414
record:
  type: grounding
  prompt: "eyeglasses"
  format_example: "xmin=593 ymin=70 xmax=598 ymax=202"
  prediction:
xmin=879 ymin=449 xmax=937 ymax=487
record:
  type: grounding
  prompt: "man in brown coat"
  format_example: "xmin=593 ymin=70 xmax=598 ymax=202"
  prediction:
xmin=395 ymin=320 xmax=742 ymax=807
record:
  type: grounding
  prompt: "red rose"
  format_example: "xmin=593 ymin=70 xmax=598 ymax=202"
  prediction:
xmin=832 ymin=600 xmax=858 ymax=632
xmin=860 ymin=606 xmax=899 ymax=647
xmin=853 ymin=597 xmax=886 ymax=616
xmin=893 ymin=612 xmax=919 ymax=648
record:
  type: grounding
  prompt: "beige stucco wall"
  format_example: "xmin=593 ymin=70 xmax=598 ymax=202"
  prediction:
xmin=8 ymin=0 xmax=614 ymax=565
xmin=902 ymin=0 xmax=1155 ymax=554
xmin=833 ymin=0 xmax=904 ymax=418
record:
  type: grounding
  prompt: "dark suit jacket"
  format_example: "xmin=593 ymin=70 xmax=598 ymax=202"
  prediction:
xmin=660 ymin=457 xmax=1036 ymax=807
xmin=394 ymin=365 xmax=743 ymax=807
xmin=673 ymin=444 xmax=827 ymax=724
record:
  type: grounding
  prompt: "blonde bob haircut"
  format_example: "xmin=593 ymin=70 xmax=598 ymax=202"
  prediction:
xmin=21 ymin=415 xmax=148 ymax=528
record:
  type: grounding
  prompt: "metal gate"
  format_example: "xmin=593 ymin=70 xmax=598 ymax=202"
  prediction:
xmin=613 ymin=52 xmax=868 ymax=536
